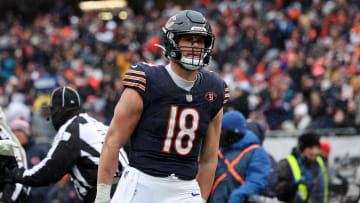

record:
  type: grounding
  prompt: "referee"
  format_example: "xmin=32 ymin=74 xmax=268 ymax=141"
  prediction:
xmin=7 ymin=86 xmax=128 ymax=203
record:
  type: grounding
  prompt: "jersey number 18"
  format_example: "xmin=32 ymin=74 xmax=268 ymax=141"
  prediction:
xmin=162 ymin=105 xmax=199 ymax=155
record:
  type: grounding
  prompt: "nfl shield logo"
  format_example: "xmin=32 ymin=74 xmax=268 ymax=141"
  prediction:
xmin=186 ymin=94 xmax=193 ymax=103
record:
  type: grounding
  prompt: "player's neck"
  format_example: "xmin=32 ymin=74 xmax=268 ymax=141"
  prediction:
xmin=170 ymin=61 xmax=197 ymax=81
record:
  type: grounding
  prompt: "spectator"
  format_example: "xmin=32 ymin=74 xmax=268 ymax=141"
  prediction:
xmin=6 ymin=93 xmax=31 ymax=125
xmin=293 ymin=103 xmax=312 ymax=130
xmin=11 ymin=119 xmax=49 ymax=203
xmin=209 ymin=110 xmax=271 ymax=203
xmin=319 ymin=140 xmax=331 ymax=164
xmin=1 ymin=0 xmax=360 ymax=135
xmin=276 ymin=133 xmax=328 ymax=203
xmin=46 ymin=174 xmax=82 ymax=203
xmin=31 ymin=95 xmax=57 ymax=145
xmin=319 ymin=140 xmax=348 ymax=200
xmin=246 ymin=119 xmax=279 ymax=198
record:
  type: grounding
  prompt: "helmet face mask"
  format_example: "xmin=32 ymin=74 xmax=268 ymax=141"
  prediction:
xmin=170 ymin=43 xmax=209 ymax=70
xmin=162 ymin=10 xmax=215 ymax=70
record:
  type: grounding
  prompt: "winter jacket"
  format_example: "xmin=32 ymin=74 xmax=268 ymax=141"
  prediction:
xmin=209 ymin=130 xmax=271 ymax=203
xmin=276 ymin=149 xmax=328 ymax=203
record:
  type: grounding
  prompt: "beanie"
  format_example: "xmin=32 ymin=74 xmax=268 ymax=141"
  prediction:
xmin=320 ymin=140 xmax=331 ymax=157
xmin=246 ymin=120 xmax=266 ymax=144
xmin=298 ymin=132 xmax=320 ymax=151
xmin=221 ymin=110 xmax=246 ymax=135
xmin=11 ymin=119 xmax=31 ymax=136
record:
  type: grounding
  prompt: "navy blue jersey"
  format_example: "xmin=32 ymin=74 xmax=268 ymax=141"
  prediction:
xmin=123 ymin=62 xmax=230 ymax=180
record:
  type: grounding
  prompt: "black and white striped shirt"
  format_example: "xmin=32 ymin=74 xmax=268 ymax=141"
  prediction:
xmin=19 ymin=113 xmax=128 ymax=202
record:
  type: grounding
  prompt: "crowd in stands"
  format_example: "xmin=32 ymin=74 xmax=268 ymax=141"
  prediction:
xmin=2 ymin=0 xmax=360 ymax=143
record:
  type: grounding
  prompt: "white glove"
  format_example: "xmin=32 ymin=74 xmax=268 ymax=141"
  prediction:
xmin=0 ymin=140 xmax=20 ymax=157
xmin=94 ymin=183 xmax=111 ymax=203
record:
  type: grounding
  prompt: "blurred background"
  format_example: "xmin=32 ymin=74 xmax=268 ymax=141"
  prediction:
xmin=1 ymin=0 xmax=360 ymax=202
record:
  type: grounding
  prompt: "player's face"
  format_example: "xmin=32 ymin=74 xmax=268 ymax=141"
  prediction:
xmin=178 ymin=34 xmax=205 ymax=59
xmin=303 ymin=145 xmax=320 ymax=161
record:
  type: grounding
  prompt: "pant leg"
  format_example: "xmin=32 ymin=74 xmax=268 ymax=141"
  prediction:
xmin=112 ymin=166 xmax=204 ymax=203
xmin=165 ymin=178 xmax=203 ymax=203
xmin=111 ymin=167 xmax=139 ymax=203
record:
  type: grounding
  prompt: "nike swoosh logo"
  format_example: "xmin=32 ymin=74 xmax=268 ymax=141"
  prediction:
xmin=191 ymin=193 xmax=200 ymax=197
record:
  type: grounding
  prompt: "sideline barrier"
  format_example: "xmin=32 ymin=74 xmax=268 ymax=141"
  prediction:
xmin=264 ymin=129 xmax=360 ymax=166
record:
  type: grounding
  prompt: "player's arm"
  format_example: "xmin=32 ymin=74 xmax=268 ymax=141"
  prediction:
xmin=11 ymin=130 xmax=81 ymax=186
xmin=196 ymin=107 xmax=223 ymax=200
xmin=96 ymin=88 xmax=143 ymax=202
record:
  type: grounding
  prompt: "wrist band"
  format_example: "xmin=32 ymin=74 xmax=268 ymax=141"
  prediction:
xmin=95 ymin=183 xmax=111 ymax=203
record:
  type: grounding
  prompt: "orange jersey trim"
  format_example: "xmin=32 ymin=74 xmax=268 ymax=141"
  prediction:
xmin=126 ymin=69 xmax=146 ymax=76
xmin=123 ymin=81 xmax=145 ymax=91
xmin=123 ymin=75 xmax=146 ymax=83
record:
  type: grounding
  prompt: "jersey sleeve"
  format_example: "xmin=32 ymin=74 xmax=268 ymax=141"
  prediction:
xmin=211 ymin=78 xmax=230 ymax=118
xmin=223 ymin=83 xmax=230 ymax=105
xmin=122 ymin=64 xmax=147 ymax=98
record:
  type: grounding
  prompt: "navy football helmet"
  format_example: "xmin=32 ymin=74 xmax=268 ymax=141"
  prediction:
xmin=161 ymin=10 xmax=215 ymax=70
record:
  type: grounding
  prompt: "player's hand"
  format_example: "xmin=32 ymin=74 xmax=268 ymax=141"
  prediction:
xmin=0 ymin=140 xmax=19 ymax=157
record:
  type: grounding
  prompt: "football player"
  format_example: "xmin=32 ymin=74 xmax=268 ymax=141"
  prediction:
xmin=0 ymin=108 xmax=30 ymax=203
xmin=95 ymin=10 xmax=229 ymax=203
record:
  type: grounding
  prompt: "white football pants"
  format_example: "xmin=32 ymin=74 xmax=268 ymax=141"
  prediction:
xmin=111 ymin=166 xmax=205 ymax=203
